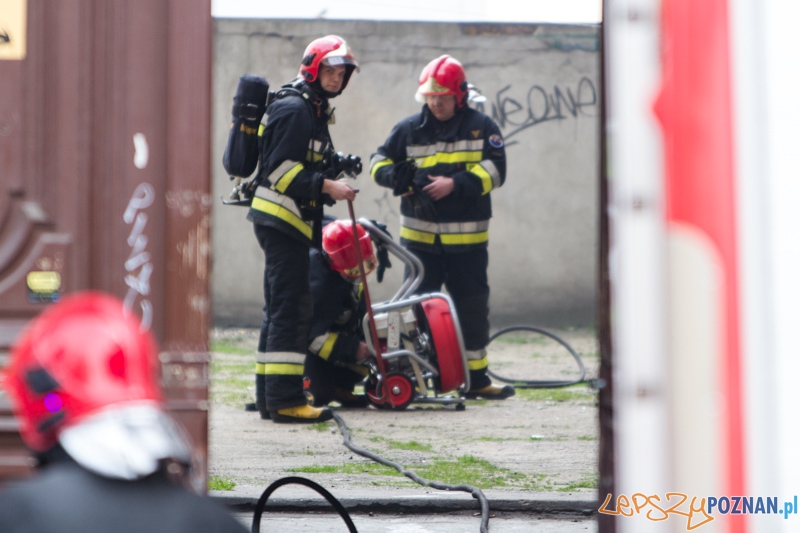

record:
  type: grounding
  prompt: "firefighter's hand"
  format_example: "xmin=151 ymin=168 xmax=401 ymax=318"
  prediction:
xmin=355 ymin=342 xmax=371 ymax=362
xmin=422 ymin=175 xmax=454 ymax=201
xmin=322 ymin=179 xmax=358 ymax=201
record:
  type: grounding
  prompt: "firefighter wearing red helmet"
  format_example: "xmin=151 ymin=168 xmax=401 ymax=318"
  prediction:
xmin=246 ymin=35 xmax=361 ymax=423
xmin=303 ymin=218 xmax=377 ymax=408
xmin=369 ymin=55 xmax=515 ymax=400
xmin=0 ymin=292 xmax=246 ymax=533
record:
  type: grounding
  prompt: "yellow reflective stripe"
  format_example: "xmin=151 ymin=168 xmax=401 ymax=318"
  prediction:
xmin=440 ymin=231 xmax=489 ymax=245
xmin=306 ymin=150 xmax=324 ymax=163
xmin=467 ymin=163 xmax=494 ymax=195
xmin=371 ymin=159 xmax=393 ymax=180
xmin=415 ymin=151 xmax=483 ymax=169
xmin=258 ymin=124 xmax=265 ymax=136
xmin=261 ymin=363 xmax=304 ymax=375
xmin=256 ymin=362 xmax=266 ymax=374
xmin=318 ymin=332 xmax=339 ymax=361
xmin=400 ymin=226 xmax=436 ymax=244
xmin=251 ymin=197 xmax=312 ymax=239
xmin=274 ymin=163 xmax=304 ymax=193
xmin=467 ymin=356 xmax=489 ymax=370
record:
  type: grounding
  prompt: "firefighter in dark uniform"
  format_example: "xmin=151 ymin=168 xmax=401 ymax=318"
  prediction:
xmin=304 ymin=219 xmax=376 ymax=407
xmin=248 ymin=36 xmax=359 ymax=423
xmin=0 ymin=292 xmax=246 ymax=533
xmin=370 ymin=55 xmax=514 ymax=399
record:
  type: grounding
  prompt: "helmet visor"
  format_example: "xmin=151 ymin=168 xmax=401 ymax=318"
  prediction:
xmin=415 ymin=76 xmax=456 ymax=103
xmin=342 ymin=255 xmax=376 ymax=278
xmin=321 ymin=56 xmax=359 ymax=71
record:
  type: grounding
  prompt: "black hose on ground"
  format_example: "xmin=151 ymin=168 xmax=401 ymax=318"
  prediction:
xmin=251 ymin=475 xmax=358 ymax=533
xmin=486 ymin=325 xmax=587 ymax=388
xmin=332 ymin=412 xmax=491 ymax=533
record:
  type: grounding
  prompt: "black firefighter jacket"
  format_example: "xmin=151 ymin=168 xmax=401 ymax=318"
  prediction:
xmin=307 ymin=248 xmax=366 ymax=365
xmin=0 ymin=455 xmax=246 ymax=533
xmin=247 ymin=82 xmax=335 ymax=245
xmin=370 ymin=104 xmax=506 ymax=254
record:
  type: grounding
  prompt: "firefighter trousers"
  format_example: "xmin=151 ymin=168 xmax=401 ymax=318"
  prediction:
xmin=411 ymin=247 xmax=492 ymax=390
xmin=254 ymin=224 xmax=313 ymax=413
xmin=304 ymin=353 xmax=367 ymax=407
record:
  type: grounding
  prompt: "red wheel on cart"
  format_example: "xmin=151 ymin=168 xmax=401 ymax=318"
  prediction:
xmin=419 ymin=298 xmax=466 ymax=393
xmin=364 ymin=375 xmax=387 ymax=409
xmin=384 ymin=373 xmax=414 ymax=410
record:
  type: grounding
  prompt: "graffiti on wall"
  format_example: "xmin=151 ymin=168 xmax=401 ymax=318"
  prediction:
xmin=123 ymin=182 xmax=155 ymax=332
xmin=482 ymin=77 xmax=598 ymax=143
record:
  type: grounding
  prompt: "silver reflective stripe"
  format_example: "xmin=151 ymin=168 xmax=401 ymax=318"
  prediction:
xmin=406 ymin=139 xmax=484 ymax=158
xmin=370 ymin=153 xmax=389 ymax=167
xmin=308 ymin=334 xmax=329 ymax=355
xmin=438 ymin=220 xmax=490 ymax=234
xmin=268 ymin=160 xmax=301 ymax=185
xmin=480 ymin=159 xmax=502 ymax=189
xmin=257 ymin=351 xmax=268 ymax=364
xmin=255 ymin=186 xmax=303 ymax=219
xmin=465 ymin=348 xmax=487 ymax=361
xmin=259 ymin=351 xmax=306 ymax=364
xmin=309 ymin=139 xmax=325 ymax=152
xmin=400 ymin=215 xmax=489 ymax=235
xmin=400 ymin=215 xmax=439 ymax=233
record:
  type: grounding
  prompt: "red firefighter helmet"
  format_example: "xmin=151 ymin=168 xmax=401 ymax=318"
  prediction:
xmin=299 ymin=35 xmax=359 ymax=92
xmin=3 ymin=292 xmax=162 ymax=452
xmin=415 ymin=55 xmax=468 ymax=107
xmin=322 ymin=220 xmax=376 ymax=279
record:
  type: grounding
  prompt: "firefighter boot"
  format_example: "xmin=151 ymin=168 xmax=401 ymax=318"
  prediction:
xmin=270 ymin=404 xmax=334 ymax=423
xmin=464 ymin=383 xmax=516 ymax=400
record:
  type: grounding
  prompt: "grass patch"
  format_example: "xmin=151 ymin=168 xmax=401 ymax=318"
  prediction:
xmin=557 ymin=474 xmax=598 ymax=492
xmin=209 ymin=350 xmax=254 ymax=407
xmin=210 ymin=341 xmax=252 ymax=355
xmin=516 ymin=385 xmax=596 ymax=403
xmin=208 ymin=475 xmax=237 ymax=491
xmin=288 ymin=455 xmax=555 ymax=491
xmin=288 ymin=462 xmax=402 ymax=477
xmin=217 ymin=376 xmax=251 ymax=389
xmin=369 ymin=437 xmax=433 ymax=452
xmin=494 ymin=335 xmax=546 ymax=345
xmin=414 ymin=456 xmax=537 ymax=490
xmin=578 ymin=435 xmax=597 ymax=441
xmin=305 ymin=422 xmax=333 ymax=432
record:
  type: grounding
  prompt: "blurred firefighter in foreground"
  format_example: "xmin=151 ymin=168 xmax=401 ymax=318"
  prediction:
xmin=248 ymin=35 xmax=360 ymax=423
xmin=304 ymin=219 xmax=377 ymax=408
xmin=0 ymin=292 xmax=246 ymax=533
xmin=370 ymin=55 xmax=514 ymax=399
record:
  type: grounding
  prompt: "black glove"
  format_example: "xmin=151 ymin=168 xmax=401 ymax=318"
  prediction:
xmin=392 ymin=159 xmax=417 ymax=196
xmin=320 ymin=191 xmax=336 ymax=207
xmin=369 ymin=220 xmax=393 ymax=283
xmin=409 ymin=185 xmax=437 ymax=220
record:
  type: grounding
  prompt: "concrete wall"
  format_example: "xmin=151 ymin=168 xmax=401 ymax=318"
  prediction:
xmin=212 ymin=19 xmax=600 ymax=328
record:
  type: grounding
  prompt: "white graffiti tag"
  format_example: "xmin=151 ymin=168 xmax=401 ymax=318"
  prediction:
xmin=123 ymin=183 xmax=155 ymax=331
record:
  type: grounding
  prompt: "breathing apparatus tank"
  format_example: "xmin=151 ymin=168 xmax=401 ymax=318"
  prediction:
xmin=222 ymin=75 xmax=270 ymax=179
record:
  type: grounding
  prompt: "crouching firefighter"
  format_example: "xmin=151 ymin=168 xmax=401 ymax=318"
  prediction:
xmin=369 ymin=55 xmax=514 ymax=400
xmin=248 ymin=35 xmax=361 ymax=423
xmin=304 ymin=218 xmax=384 ymax=408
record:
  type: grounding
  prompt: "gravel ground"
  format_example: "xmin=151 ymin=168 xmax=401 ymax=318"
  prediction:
xmin=208 ymin=326 xmax=600 ymax=496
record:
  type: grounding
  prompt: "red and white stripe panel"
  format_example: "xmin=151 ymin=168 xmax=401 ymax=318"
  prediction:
xmin=607 ymin=0 xmax=800 ymax=531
